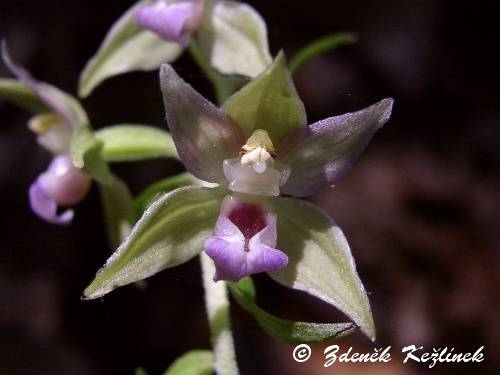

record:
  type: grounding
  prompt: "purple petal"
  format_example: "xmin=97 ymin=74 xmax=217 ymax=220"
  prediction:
xmin=1 ymin=42 xmax=86 ymax=130
xmin=277 ymin=98 xmax=394 ymax=197
xmin=134 ymin=0 xmax=204 ymax=46
xmin=160 ymin=64 xmax=244 ymax=183
xmin=29 ymin=180 xmax=74 ymax=225
xmin=204 ymin=196 xmax=288 ymax=282
xmin=38 ymin=155 xmax=91 ymax=206
xmin=28 ymin=155 xmax=91 ymax=225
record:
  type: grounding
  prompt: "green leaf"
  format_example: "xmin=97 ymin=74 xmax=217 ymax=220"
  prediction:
xmin=228 ymin=277 xmax=356 ymax=344
xmin=78 ymin=0 xmax=183 ymax=98
xmin=269 ymin=197 xmax=375 ymax=340
xmin=99 ymin=175 xmax=135 ymax=250
xmin=289 ymin=32 xmax=358 ymax=74
xmin=135 ymin=367 xmax=149 ymax=375
xmin=70 ymin=127 xmax=111 ymax=184
xmin=83 ymin=186 xmax=225 ymax=299
xmin=0 ymin=78 xmax=49 ymax=113
xmin=163 ymin=350 xmax=213 ymax=375
xmin=95 ymin=124 xmax=178 ymax=162
xmin=134 ymin=172 xmax=196 ymax=219
xmin=198 ymin=0 xmax=272 ymax=78
xmin=223 ymin=52 xmax=306 ymax=143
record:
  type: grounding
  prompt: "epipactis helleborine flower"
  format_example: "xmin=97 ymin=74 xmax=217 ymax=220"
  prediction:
xmin=159 ymin=57 xmax=393 ymax=282
xmin=84 ymin=53 xmax=393 ymax=339
xmin=134 ymin=0 xmax=205 ymax=47
xmin=1 ymin=45 xmax=91 ymax=225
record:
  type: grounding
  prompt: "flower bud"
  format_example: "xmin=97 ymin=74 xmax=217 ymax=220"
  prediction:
xmin=134 ymin=0 xmax=205 ymax=46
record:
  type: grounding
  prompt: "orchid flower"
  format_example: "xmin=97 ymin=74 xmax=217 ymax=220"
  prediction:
xmin=1 ymin=46 xmax=91 ymax=225
xmin=84 ymin=53 xmax=393 ymax=340
xmin=79 ymin=0 xmax=272 ymax=97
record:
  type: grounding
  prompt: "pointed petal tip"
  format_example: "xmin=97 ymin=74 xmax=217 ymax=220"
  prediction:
xmin=275 ymin=50 xmax=286 ymax=62
xmin=159 ymin=63 xmax=174 ymax=81
xmin=159 ymin=63 xmax=182 ymax=91
xmin=377 ymin=97 xmax=394 ymax=126
xmin=1 ymin=40 xmax=23 ymax=78
xmin=160 ymin=63 xmax=174 ymax=75
xmin=365 ymin=325 xmax=376 ymax=342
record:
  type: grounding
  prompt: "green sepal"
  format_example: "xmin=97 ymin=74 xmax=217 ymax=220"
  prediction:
xmin=198 ymin=0 xmax=272 ymax=78
xmin=223 ymin=52 xmax=306 ymax=143
xmin=99 ymin=174 xmax=135 ymax=250
xmin=83 ymin=186 xmax=225 ymax=299
xmin=95 ymin=124 xmax=178 ymax=162
xmin=163 ymin=350 xmax=213 ymax=375
xmin=0 ymin=78 xmax=49 ymax=113
xmin=70 ymin=127 xmax=111 ymax=184
xmin=78 ymin=0 xmax=183 ymax=98
xmin=229 ymin=277 xmax=356 ymax=344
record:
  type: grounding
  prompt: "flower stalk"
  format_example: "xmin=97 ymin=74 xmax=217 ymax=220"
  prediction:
xmin=201 ymin=252 xmax=239 ymax=375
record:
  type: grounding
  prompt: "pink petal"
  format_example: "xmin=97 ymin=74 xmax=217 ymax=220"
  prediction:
xmin=204 ymin=196 xmax=288 ymax=282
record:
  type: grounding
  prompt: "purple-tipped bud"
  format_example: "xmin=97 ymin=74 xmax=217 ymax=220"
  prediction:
xmin=29 ymin=155 xmax=91 ymax=225
xmin=204 ymin=196 xmax=288 ymax=282
xmin=134 ymin=0 xmax=204 ymax=47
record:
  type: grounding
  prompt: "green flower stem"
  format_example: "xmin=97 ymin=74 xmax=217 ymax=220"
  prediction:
xmin=200 ymin=252 xmax=239 ymax=375
xmin=188 ymin=39 xmax=244 ymax=105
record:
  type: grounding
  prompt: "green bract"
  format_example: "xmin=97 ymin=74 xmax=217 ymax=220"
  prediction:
xmin=163 ymin=350 xmax=214 ymax=375
xmin=229 ymin=277 xmax=357 ymax=344
xmin=95 ymin=124 xmax=178 ymax=162
xmin=84 ymin=186 xmax=225 ymax=299
xmin=270 ymin=197 xmax=375 ymax=340
xmin=78 ymin=0 xmax=183 ymax=98
xmin=134 ymin=173 xmax=197 ymax=220
xmin=289 ymin=32 xmax=358 ymax=74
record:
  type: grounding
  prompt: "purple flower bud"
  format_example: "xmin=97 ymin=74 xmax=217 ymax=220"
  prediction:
xmin=204 ymin=195 xmax=288 ymax=282
xmin=29 ymin=155 xmax=91 ymax=225
xmin=134 ymin=0 xmax=205 ymax=47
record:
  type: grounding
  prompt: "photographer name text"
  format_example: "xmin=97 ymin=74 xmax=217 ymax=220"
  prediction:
xmin=292 ymin=344 xmax=485 ymax=368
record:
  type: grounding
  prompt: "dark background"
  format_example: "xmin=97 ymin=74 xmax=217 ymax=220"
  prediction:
xmin=1 ymin=0 xmax=499 ymax=374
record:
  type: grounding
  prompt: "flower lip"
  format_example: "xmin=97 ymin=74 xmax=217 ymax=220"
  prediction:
xmin=228 ymin=201 xmax=267 ymax=247
xmin=38 ymin=155 xmax=91 ymax=207
xmin=204 ymin=195 xmax=288 ymax=282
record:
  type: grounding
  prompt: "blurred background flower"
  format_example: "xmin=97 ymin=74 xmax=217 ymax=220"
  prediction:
xmin=0 ymin=0 xmax=498 ymax=374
